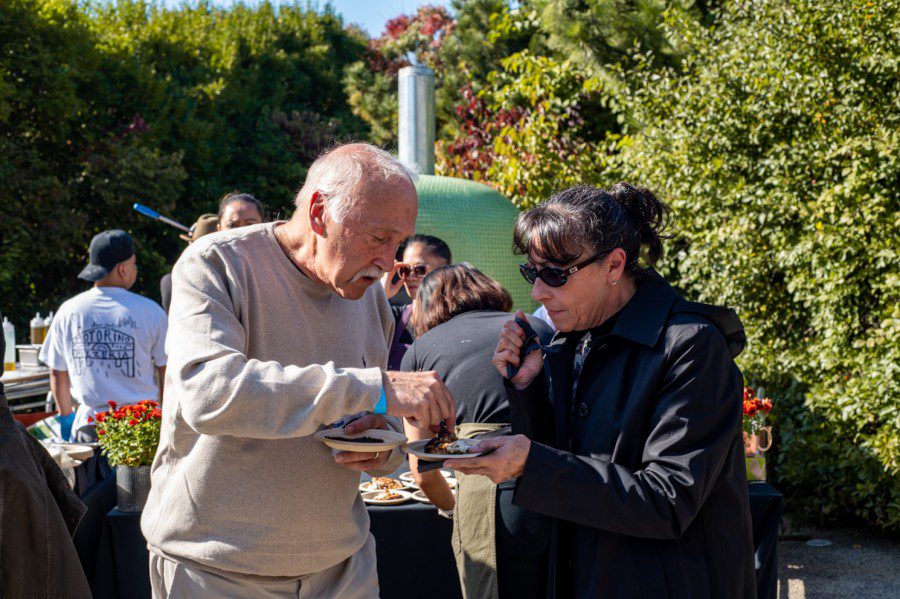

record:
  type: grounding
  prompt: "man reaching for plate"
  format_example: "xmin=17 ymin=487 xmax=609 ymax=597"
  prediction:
xmin=142 ymin=143 xmax=454 ymax=598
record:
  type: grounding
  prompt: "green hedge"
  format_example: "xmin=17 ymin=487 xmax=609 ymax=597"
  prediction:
xmin=618 ymin=0 xmax=899 ymax=529
xmin=0 ymin=0 xmax=367 ymax=330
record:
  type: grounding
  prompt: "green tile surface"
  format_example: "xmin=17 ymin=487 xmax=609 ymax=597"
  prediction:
xmin=413 ymin=175 xmax=536 ymax=311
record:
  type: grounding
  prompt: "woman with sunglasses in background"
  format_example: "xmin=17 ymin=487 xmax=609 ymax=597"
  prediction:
xmin=381 ymin=234 xmax=452 ymax=369
xmin=445 ymin=183 xmax=756 ymax=598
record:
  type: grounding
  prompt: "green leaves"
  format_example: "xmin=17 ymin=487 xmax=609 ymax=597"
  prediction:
xmin=0 ymin=1 xmax=367 ymax=325
xmin=618 ymin=0 xmax=900 ymax=530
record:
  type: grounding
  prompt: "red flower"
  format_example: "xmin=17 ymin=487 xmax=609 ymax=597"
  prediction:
xmin=128 ymin=419 xmax=139 ymax=427
xmin=108 ymin=400 xmax=118 ymax=409
xmin=743 ymin=400 xmax=758 ymax=418
xmin=95 ymin=413 xmax=106 ymax=423
xmin=150 ymin=409 xmax=162 ymax=419
xmin=98 ymin=429 xmax=105 ymax=435
xmin=87 ymin=416 xmax=93 ymax=423
xmin=760 ymin=399 xmax=773 ymax=413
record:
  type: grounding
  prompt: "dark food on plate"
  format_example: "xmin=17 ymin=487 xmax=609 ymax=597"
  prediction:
xmin=327 ymin=435 xmax=382 ymax=443
xmin=424 ymin=421 xmax=470 ymax=455
xmin=371 ymin=477 xmax=403 ymax=490
xmin=374 ymin=491 xmax=404 ymax=501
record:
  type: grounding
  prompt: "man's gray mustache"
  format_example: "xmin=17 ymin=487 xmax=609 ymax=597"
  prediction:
xmin=351 ymin=267 xmax=385 ymax=282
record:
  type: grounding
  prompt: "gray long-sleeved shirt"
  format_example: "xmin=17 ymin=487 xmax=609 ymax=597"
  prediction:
xmin=141 ymin=222 xmax=403 ymax=580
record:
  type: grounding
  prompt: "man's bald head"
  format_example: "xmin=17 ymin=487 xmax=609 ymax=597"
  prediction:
xmin=295 ymin=143 xmax=417 ymax=223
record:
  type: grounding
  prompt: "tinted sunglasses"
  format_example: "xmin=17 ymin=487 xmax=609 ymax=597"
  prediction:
xmin=519 ymin=254 xmax=605 ymax=288
xmin=398 ymin=264 xmax=429 ymax=279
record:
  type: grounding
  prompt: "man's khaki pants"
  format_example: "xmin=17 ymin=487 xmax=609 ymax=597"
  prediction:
xmin=149 ymin=534 xmax=379 ymax=598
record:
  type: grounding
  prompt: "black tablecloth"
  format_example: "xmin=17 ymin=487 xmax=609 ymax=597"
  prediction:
xmin=73 ymin=470 xmax=116 ymax=593
xmin=89 ymin=484 xmax=782 ymax=599
xmin=368 ymin=503 xmax=462 ymax=599
xmin=748 ymin=482 xmax=784 ymax=599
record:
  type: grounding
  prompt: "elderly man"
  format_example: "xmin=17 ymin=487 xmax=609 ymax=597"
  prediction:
xmin=142 ymin=144 xmax=454 ymax=598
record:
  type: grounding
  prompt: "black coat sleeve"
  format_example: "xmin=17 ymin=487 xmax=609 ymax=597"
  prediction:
xmin=506 ymin=374 xmax=556 ymax=446
xmin=513 ymin=324 xmax=742 ymax=540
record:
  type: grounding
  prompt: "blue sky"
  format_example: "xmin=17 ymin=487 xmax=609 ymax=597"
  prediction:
xmin=161 ymin=1 xmax=453 ymax=37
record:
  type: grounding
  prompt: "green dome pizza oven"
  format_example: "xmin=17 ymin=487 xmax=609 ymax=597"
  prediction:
xmin=413 ymin=175 xmax=535 ymax=311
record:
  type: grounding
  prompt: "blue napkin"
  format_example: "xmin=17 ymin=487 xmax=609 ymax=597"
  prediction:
xmin=506 ymin=316 xmax=542 ymax=381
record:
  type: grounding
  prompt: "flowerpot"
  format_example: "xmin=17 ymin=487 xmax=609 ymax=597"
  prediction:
xmin=743 ymin=427 xmax=773 ymax=457
xmin=116 ymin=465 xmax=151 ymax=512
xmin=743 ymin=431 xmax=759 ymax=457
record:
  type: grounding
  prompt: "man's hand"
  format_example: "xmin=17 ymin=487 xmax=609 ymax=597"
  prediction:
xmin=444 ymin=435 xmax=531 ymax=484
xmin=383 ymin=371 xmax=455 ymax=429
xmin=332 ymin=414 xmax=392 ymax=471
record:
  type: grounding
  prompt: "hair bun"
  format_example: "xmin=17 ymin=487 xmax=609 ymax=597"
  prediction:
xmin=608 ymin=182 xmax=670 ymax=266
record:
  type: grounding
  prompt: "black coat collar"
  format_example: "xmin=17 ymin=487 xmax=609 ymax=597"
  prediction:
xmin=545 ymin=268 xmax=677 ymax=354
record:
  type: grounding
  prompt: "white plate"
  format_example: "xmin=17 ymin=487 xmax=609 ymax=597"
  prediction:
xmin=411 ymin=489 xmax=432 ymax=503
xmin=359 ymin=478 xmax=411 ymax=493
xmin=361 ymin=489 xmax=412 ymax=505
xmin=404 ymin=439 xmax=484 ymax=462
xmin=45 ymin=442 xmax=95 ymax=462
xmin=399 ymin=469 xmax=453 ymax=483
xmin=315 ymin=428 xmax=407 ymax=453
xmin=411 ymin=489 xmax=457 ymax=504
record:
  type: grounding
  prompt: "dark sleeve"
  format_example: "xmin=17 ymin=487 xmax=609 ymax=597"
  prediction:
xmin=390 ymin=303 xmax=408 ymax=323
xmin=506 ymin=373 xmax=555 ymax=445
xmin=513 ymin=324 xmax=742 ymax=540
xmin=525 ymin=315 xmax=555 ymax=346
xmin=160 ymin=273 xmax=173 ymax=314
xmin=399 ymin=339 xmax=418 ymax=372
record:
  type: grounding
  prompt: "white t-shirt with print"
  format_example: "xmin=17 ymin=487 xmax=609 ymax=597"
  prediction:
xmin=40 ymin=286 xmax=168 ymax=433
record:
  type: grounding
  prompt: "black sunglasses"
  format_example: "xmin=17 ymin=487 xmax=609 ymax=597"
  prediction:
xmin=399 ymin=264 xmax=429 ymax=279
xmin=519 ymin=254 xmax=605 ymax=288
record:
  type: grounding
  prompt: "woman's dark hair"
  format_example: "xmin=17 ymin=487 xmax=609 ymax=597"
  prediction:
xmin=399 ymin=234 xmax=452 ymax=263
xmin=513 ymin=182 xmax=670 ymax=271
xmin=410 ymin=263 xmax=513 ymax=337
xmin=218 ymin=191 xmax=267 ymax=221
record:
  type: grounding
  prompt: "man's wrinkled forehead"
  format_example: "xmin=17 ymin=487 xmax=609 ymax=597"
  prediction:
xmin=345 ymin=178 xmax=417 ymax=231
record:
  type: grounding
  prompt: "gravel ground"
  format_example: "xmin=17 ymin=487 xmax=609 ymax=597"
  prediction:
xmin=778 ymin=527 xmax=900 ymax=598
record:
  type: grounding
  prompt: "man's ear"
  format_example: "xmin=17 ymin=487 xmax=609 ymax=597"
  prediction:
xmin=309 ymin=191 xmax=328 ymax=236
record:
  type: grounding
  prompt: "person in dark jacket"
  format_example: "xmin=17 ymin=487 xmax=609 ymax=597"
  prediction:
xmin=0 ymin=335 xmax=91 ymax=598
xmin=402 ymin=263 xmax=553 ymax=599
xmin=445 ymin=183 xmax=756 ymax=599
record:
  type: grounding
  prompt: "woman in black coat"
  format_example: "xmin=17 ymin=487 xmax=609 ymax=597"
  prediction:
xmin=445 ymin=183 xmax=756 ymax=598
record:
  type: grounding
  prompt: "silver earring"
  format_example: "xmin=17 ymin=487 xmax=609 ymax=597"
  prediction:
xmin=611 ymin=280 xmax=618 ymax=286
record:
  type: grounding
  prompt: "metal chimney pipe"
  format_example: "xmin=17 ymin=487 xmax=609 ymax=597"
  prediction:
xmin=398 ymin=65 xmax=435 ymax=175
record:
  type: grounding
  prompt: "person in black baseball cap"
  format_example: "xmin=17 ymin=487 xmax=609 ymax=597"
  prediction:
xmin=40 ymin=228 xmax=167 ymax=444
xmin=78 ymin=229 xmax=137 ymax=286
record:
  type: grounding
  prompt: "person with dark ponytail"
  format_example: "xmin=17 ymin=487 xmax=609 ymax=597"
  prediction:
xmin=445 ymin=183 xmax=756 ymax=598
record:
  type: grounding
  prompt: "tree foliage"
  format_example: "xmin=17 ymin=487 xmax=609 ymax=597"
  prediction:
xmin=0 ymin=0 xmax=366 ymax=327
xmin=617 ymin=0 xmax=899 ymax=529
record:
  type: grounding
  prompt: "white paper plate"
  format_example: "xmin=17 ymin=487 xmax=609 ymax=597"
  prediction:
xmin=411 ymin=489 xmax=432 ymax=503
xmin=315 ymin=428 xmax=407 ymax=453
xmin=359 ymin=478 xmax=411 ymax=493
xmin=411 ymin=488 xmax=457 ymax=504
xmin=361 ymin=489 xmax=412 ymax=505
xmin=404 ymin=439 xmax=484 ymax=462
xmin=45 ymin=442 xmax=95 ymax=462
xmin=399 ymin=469 xmax=453 ymax=483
